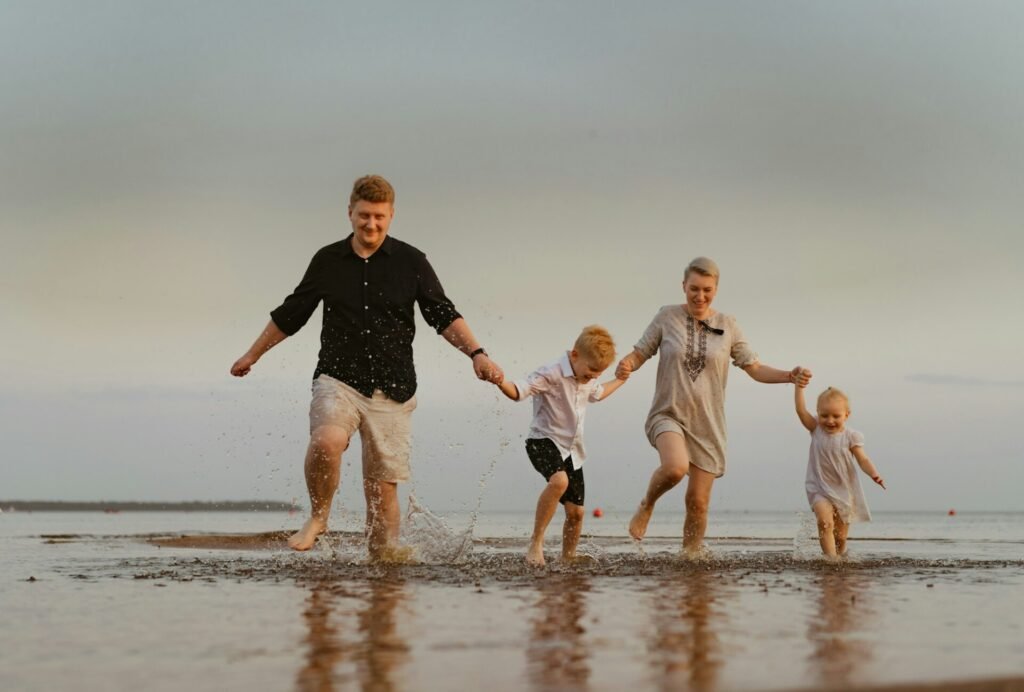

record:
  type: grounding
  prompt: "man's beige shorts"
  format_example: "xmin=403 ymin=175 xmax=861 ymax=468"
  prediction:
xmin=309 ymin=374 xmax=416 ymax=483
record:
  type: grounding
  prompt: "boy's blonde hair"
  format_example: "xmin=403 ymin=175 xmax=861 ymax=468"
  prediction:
xmin=574 ymin=325 xmax=616 ymax=369
xmin=817 ymin=387 xmax=850 ymax=411
xmin=350 ymin=174 xmax=395 ymax=206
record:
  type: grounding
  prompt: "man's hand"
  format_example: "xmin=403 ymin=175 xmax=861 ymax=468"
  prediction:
xmin=473 ymin=355 xmax=504 ymax=384
xmin=230 ymin=353 xmax=258 ymax=377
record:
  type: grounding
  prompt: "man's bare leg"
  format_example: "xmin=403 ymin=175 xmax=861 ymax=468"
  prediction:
xmin=561 ymin=502 xmax=584 ymax=562
xmin=364 ymin=478 xmax=407 ymax=562
xmin=629 ymin=432 xmax=689 ymax=540
xmin=528 ymin=472 xmax=569 ymax=567
xmin=289 ymin=425 xmax=349 ymax=551
xmin=682 ymin=465 xmax=715 ymax=556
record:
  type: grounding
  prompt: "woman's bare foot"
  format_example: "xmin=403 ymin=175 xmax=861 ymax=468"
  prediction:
xmin=288 ymin=517 xmax=327 ymax=551
xmin=526 ymin=543 xmax=546 ymax=567
xmin=628 ymin=500 xmax=653 ymax=540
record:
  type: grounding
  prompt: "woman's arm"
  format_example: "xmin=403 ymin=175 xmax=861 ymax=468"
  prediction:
xmin=744 ymin=362 xmax=812 ymax=386
xmin=851 ymin=446 xmax=885 ymax=489
xmin=794 ymin=385 xmax=817 ymax=432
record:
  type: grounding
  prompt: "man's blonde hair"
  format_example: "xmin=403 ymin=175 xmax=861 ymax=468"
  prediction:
xmin=684 ymin=256 xmax=720 ymax=283
xmin=817 ymin=387 xmax=850 ymax=410
xmin=350 ymin=174 xmax=395 ymax=206
xmin=574 ymin=325 xmax=616 ymax=369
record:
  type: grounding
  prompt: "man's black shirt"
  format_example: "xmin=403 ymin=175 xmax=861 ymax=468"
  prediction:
xmin=270 ymin=234 xmax=461 ymax=403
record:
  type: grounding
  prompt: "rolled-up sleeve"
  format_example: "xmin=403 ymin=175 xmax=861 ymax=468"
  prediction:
xmin=513 ymin=367 xmax=553 ymax=402
xmin=588 ymin=383 xmax=605 ymax=402
xmin=415 ymin=253 xmax=462 ymax=334
xmin=269 ymin=251 xmax=326 ymax=336
xmin=729 ymin=317 xmax=758 ymax=368
xmin=633 ymin=309 xmax=665 ymax=363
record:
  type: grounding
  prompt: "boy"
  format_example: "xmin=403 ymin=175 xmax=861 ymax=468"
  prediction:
xmin=497 ymin=325 xmax=626 ymax=566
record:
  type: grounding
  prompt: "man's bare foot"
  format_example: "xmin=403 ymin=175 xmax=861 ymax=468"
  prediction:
xmin=370 ymin=544 xmax=416 ymax=564
xmin=288 ymin=517 xmax=327 ymax=551
xmin=526 ymin=543 xmax=546 ymax=567
xmin=629 ymin=500 xmax=653 ymax=540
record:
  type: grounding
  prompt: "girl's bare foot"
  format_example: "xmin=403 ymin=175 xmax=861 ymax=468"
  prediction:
xmin=288 ymin=518 xmax=327 ymax=551
xmin=370 ymin=544 xmax=416 ymax=564
xmin=526 ymin=543 xmax=546 ymax=567
xmin=628 ymin=500 xmax=653 ymax=540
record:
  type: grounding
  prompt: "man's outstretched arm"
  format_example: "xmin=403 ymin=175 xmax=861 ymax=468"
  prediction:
xmin=230 ymin=320 xmax=289 ymax=377
xmin=440 ymin=317 xmax=504 ymax=384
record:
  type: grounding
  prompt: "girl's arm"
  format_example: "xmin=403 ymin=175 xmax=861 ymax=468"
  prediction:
xmin=496 ymin=380 xmax=519 ymax=401
xmin=851 ymin=446 xmax=885 ymax=489
xmin=794 ymin=385 xmax=817 ymax=432
xmin=594 ymin=377 xmax=626 ymax=401
xmin=743 ymin=362 xmax=812 ymax=386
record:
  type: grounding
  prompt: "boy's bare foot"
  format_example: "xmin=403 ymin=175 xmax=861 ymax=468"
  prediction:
xmin=288 ymin=518 xmax=327 ymax=551
xmin=526 ymin=544 xmax=546 ymax=567
xmin=629 ymin=500 xmax=653 ymax=540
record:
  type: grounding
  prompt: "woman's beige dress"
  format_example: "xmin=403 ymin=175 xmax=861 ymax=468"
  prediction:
xmin=634 ymin=305 xmax=758 ymax=477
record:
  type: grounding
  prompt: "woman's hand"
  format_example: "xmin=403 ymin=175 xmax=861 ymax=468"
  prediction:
xmin=789 ymin=366 xmax=812 ymax=388
xmin=615 ymin=357 xmax=634 ymax=380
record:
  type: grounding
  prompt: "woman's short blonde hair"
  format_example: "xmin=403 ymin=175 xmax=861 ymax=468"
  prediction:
xmin=684 ymin=256 xmax=720 ymax=283
xmin=574 ymin=325 xmax=616 ymax=369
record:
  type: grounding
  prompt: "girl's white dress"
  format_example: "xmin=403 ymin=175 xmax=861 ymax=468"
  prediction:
xmin=805 ymin=426 xmax=871 ymax=523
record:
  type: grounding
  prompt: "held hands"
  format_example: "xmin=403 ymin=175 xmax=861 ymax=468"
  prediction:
xmin=473 ymin=354 xmax=504 ymax=384
xmin=789 ymin=366 xmax=812 ymax=388
xmin=615 ymin=357 xmax=634 ymax=380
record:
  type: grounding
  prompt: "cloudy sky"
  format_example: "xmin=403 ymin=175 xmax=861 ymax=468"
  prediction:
xmin=3 ymin=1 xmax=1022 ymax=516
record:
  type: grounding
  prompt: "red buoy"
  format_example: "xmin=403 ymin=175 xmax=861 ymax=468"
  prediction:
xmin=948 ymin=509 xmax=956 ymax=516
xmin=592 ymin=508 xmax=604 ymax=518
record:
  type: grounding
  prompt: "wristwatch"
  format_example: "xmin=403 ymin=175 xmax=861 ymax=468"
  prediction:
xmin=469 ymin=347 xmax=487 ymax=360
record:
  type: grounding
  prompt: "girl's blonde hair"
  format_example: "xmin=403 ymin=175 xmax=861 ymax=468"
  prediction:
xmin=817 ymin=387 xmax=850 ymax=410
xmin=574 ymin=325 xmax=616 ymax=369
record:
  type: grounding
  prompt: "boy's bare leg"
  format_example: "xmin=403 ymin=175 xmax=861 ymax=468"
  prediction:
xmin=561 ymin=502 xmax=585 ymax=561
xmin=364 ymin=479 xmax=407 ymax=561
xmin=834 ymin=515 xmax=850 ymax=556
xmin=812 ymin=500 xmax=838 ymax=559
xmin=683 ymin=466 xmax=715 ymax=556
xmin=289 ymin=425 xmax=349 ymax=551
xmin=528 ymin=472 xmax=569 ymax=566
xmin=629 ymin=432 xmax=690 ymax=540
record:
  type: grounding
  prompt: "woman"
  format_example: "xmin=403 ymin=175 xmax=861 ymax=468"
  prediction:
xmin=616 ymin=257 xmax=812 ymax=556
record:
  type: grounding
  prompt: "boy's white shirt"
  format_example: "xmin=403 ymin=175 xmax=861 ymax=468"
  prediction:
xmin=514 ymin=352 xmax=604 ymax=470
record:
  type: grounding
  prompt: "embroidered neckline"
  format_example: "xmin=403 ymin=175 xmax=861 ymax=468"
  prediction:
xmin=683 ymin=314 xmax=709 ymax=382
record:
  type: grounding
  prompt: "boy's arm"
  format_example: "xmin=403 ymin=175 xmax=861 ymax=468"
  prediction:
xmin=496 ymin=380 xmax=520 ymax=401
xmin=851 ymin=446 xmax=885 ymax=489
xmin=594 ymin=377 xmax=627 ymax=401
xmin=794 ymin=384 xmax=817 ymax=432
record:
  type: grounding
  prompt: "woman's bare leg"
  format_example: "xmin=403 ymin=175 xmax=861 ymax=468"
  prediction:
xmin=629 ymin=432 xmax=689 ymax=540
xmin=683 ymin=465 xmax=715 ymax=555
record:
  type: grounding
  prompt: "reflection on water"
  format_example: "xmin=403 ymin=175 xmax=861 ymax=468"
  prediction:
xmin=648 ymin=569 xmax=725 ymax=692
xmin=296 ymin=579 xmax=410 ymax=692
xmin=526 ymin=574 xmax=592 ymax=690
xmin=806 ymin=572 xmax=874 ymax=688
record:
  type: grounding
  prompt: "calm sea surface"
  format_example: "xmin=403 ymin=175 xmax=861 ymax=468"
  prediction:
xmin=2 ymin=509 xmax=1022 ymax=691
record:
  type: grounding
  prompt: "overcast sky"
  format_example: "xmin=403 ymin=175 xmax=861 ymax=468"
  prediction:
xmin=3 ymin=1 xmax=1022 ymax=516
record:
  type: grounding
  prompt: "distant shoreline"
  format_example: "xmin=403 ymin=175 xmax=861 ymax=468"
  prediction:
xmin=0 ymin=500 xmax=297 ymax=512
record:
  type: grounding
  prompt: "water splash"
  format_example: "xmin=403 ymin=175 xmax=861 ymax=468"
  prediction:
xmin=792 ymin=511 xmax=821 ymax=561
xmin=401 ymin=494 xmax=474 ymax=563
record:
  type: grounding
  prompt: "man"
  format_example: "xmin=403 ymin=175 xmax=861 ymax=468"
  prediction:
xmin=230 ymin=175 xmax=503 ymax=556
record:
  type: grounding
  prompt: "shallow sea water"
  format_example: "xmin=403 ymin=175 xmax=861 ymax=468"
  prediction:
xmin=1 ymin=509 xmax=1022 ymax=691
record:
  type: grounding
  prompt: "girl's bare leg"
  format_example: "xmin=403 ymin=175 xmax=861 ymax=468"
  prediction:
xmin=561 ymin=502 xmax=585 ymax=561
xmin=683 ymin=465 xmax=715 ymax=555
xmin=812 ymin=500 xmax=839 ymax=559
xmin=528 ymin=472 xmax=569 ymax=566
xmin=629 ymin=432 xmax=689 ymax=540
xmin=834 ymin=515 xmax=850 ymax=557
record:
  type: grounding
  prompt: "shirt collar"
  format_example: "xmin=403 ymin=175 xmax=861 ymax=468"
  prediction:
xmin=340 ymin=233 xmax=395 ymax=257
xmin=559 ymin=352 xmax=576 ymax=379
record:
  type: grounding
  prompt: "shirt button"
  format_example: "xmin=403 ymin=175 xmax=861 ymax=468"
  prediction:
xmin=364 ymin=305 xmax=368 ymax=310
xmin=364 ymin=281 xmax=368 ymax=286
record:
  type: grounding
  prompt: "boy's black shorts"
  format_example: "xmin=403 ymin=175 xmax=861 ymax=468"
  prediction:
xmin=525 ymin=438 xmax=585 ymax=506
